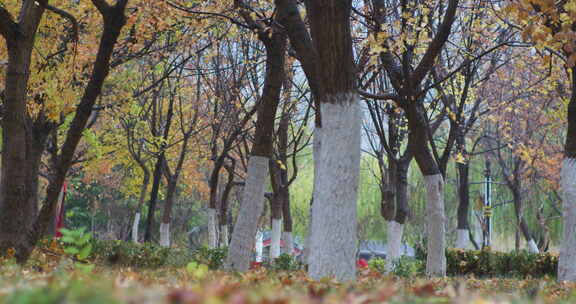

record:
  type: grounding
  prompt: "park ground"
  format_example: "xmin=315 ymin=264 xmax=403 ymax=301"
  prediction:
xmin=1 ymin=243 xmax=576 ymax=304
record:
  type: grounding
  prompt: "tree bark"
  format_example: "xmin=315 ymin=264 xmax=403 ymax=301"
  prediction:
xmin=559 ymin=68 xmax=576 ymax=281
xmin=386 ymin=159 xmax=410 ymax=270
xmin=0 ymin=0 xmax=48 ymax=257
xmin=144 ymin=155 xmax=164 ymax=242
xmin=0 ymin=0 xmax=128 ymax=262
xmin=132 ymin=172 xmax=150 ymax=243
xmin=512 ymin=187 xmax=539 ymax=253
xmin=456 ymin=159 xmax=471 ymax=249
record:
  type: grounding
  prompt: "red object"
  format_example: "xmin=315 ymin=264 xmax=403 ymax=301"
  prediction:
xmin=55 ymin=182 xmax=67 ymax=238
xmin=357 ymin=258 xmax=368 ymax=268
xmin=250 ymin=261 xmax=262 ymax=269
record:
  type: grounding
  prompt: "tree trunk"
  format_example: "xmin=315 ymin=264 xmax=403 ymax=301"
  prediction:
xmin=309 ymin=97 xmax=361 ymax=281
xmin=159 ymin=180 xmax=177 ymax=247
xmin=218 ymin=162 xmax=235 ymax=248
xmin=456 ymin=159 xmax=471 ymax=249
xmin=386 ymin=159 xmax=409 ymax=271
xmin=281 ymin=187 xmax=293 ymax=255
xmin=559 ymin=68 xmax=576 ymax=281
xmin=144 ymin=155 xmax=164 ymax=242
xmin=208 ymin=163 xmax=222 ymax=248
xmin=208 ymin=208 xmax=219 ymax=248
xmin=512 ymin=187 xmax=538 ymax=253
xmin=405 ymin=101 xmax=446 ymax=277
xmin=0 ymin=1 xmax=47 ymax=258
xmin=269 ymin=159 xmax=284 ymax=260
xmin=225 ymin=28 xmax=287 ymax=271
xmin=424 ymin=173 xmax=446 ymax=276
xmin=132 ymin=171 xmax=149 ymax=243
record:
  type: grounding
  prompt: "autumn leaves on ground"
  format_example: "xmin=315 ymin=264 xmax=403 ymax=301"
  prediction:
xmin=1 ymin=247 xmax=576 ymax=304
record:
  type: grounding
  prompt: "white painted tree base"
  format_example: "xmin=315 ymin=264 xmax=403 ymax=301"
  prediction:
xmin=455 ymin=229 xmax=470 ymax=249
xmin=386 ymin=220 xmax=404 ymax=272
xmin=255 ymin=230 xmax=264 ymax=263
xmin=282 ymin=231 xmax=293 ymax=255
xmin=208 ymin=208 xmax=218 ymax=248
xmin=559 ymin=158 xmax=576 ymax=281
xmin=132 ymin=212 xmax=140 ymax=243
xmin=160 ymin=222 xmax=170 ymax=247
xmin=219 ymin=224 xmax=228 ymax=247
xmin=225 ymin=156 xmax=268 ymax=271
xmin=270 ymin=218 xmax=282 ymax=260
xmin=309 ymin=96 xmax=361 ymax=282
xmin=527 ymin=239 xmax=539 ymax=253
xmin=424 ymin=173 xmax=446 ymax=277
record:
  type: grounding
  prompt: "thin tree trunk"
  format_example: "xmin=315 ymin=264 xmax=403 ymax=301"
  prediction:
xmin=132 ymin=172 xmax=149 ymax=243
xmin=208 ymin=163 xmax=222 ymax=248
xmin=386 ymin=159 xmax=409 ymax=271
xmin=159 ymin=180 xmax=177 ymax=247
xmin=456 ymin=159 xmax=471 ymax=249
xmin=144 ymin=155 xmax=164 ymax=242
xmin=281 ymin=187 xmax=293 ymax=255
xmin=225 ymin=28 xmax=287 ymax=271
xmin=512 ymin=187 xmax=538 ymax=253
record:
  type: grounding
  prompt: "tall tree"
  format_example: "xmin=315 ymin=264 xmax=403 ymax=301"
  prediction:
xmin=0 ymin=0 xmax=130 ymax=262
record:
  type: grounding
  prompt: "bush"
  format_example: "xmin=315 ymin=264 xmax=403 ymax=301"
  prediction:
xmin=271 ymin=253 xmax=300 ymax=271
xmin=368 ymin=257 xmax=386 ymax=273
xmin=192 ymin=246 xmax=227 ymax=270
xmin=392 ymin=256 xmax=424 ymax=278
xmin=91 ymin=240 xmax=193 ymax=268
xmin=446 ymin=248 xmax=557 ymax=278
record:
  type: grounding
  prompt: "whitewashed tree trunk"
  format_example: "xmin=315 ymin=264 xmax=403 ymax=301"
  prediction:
xmin=132 ymin=212 xmax=140 ymax=243
xmin=304 ymin=131 xmax=322 ymax=265
xmin=208 ymin=207 xmax=218 ymax=248
xmin=424 ymin=173 xmax=446 ymax=277
xmin=559 ymin=158 xmax=576 ymax=281
xmin=270 ymin=218 xmax=282 ymax=260
xmin=386 ymin=220 xmax=404 ymax=272
xmin=282 ymin=231 xmax=293 ymax=255
xmin=225 ymin=156 xmax=268 ymax=271
xmin=219 ymin=224 xmax=228 ymax=247
xmin=159 ymin=222 xmax=170 ymax=247
xmin=527 ymin=239 xmax=539 ymax=253
xmin=255 ymin=229 xmax=264 ymax=263
xmin=309 ymin=96 xmax=361 ymax=282
xmin=455 ymin=229 xmax=469 ymax=249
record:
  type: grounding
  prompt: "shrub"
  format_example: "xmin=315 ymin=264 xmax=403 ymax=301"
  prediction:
xmin=192 ymin=246 xmax=227 ymax=270
xmin=446 ymin=248 xmax=557 ymax=278
xmin=368 ymin=257 xmax=386 ymax=273
xmin=392 ymin=256 xmax=425 ymax=278
xmin=91 ymin=240 xmax=193 ymax=268
xmin=271 ymin=253 xmax=300 ymax=271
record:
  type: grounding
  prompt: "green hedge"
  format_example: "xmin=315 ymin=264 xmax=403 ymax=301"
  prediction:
xmin=446 ymin=248 xmax=558 ymax=278
xmin=90 ymin=240 xmax=194 ymax=268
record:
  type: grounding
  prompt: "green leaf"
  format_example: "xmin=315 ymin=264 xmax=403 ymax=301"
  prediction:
xmin=64 ymin=247 xmax=79 ymax=255
xmin=78 ymin=244 xmax=92 ymax=260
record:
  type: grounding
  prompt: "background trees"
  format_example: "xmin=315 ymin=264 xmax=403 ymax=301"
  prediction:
xmin=1 ymin=0 xmax=575 ymax=283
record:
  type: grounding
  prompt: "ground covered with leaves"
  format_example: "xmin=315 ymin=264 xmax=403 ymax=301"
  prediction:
xmin=1 ymin=256 xmax=576 ymax=303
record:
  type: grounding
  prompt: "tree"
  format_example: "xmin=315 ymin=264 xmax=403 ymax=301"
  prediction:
xmin=0 ymin=0 xmax=130 ymax=262
xmin=503 ymin=0 xmax=576 ymax=281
